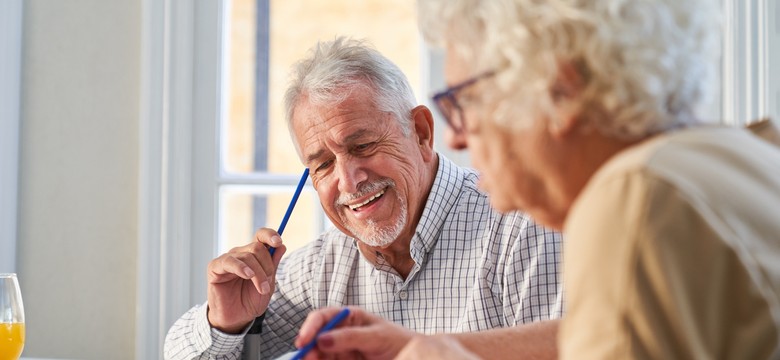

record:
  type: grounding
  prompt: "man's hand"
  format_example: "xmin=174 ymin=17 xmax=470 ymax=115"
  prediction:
xmin=295 ymin=307 xmax=415 ymax=360
xmin=206 ymin=228 xmax=286 ymax=333
xmin=396 ymin=335 xmax=481 ymax=360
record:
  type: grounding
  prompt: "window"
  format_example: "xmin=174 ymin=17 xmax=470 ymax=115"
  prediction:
xmin=722 ymin=0 xmax=779 ymax=124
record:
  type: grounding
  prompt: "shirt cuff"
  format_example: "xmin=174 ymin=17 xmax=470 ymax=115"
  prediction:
xmin=196 ymin=303 xmax=253 ymax=356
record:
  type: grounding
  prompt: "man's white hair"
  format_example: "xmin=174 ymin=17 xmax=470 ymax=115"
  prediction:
xmin=419 ymin=0 xmax=720 ymax=139
xmin=284 ymin=37 xmax=418 ymax=154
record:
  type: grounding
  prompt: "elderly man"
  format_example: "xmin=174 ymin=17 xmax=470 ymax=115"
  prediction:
xmin=296 ymin=0 xmax=780 ymax=359
xmin=163 ymin=37 xmax=563 ymax=360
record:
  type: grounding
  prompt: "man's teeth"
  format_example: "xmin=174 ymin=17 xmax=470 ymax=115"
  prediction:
xmin=348 ymin=189 xmax=386 ymax=210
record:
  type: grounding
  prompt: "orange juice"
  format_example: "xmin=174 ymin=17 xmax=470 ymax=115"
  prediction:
xmin=0 ymin=322 xmax=24 ymax=360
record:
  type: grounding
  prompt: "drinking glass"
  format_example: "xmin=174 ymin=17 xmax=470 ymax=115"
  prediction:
xmin=0 ymin=274 xmax=24 ymax=360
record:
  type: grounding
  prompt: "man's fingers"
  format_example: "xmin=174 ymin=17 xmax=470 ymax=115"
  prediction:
xmin=253 ymin=228 xmax=286 ymax=276
xmin=271 ymin=244 xmax=287 ymax=267
xmin=207 ymin=227 xmax=286 ymax=298
xmin=254 ymin=228 xmax=283 ymax=248
xmin=209 ymin=254 xmax=252 ymax=278
xmin=209 ymin=253 xmax=274 ymax=295
xmin=235 ymin=252 xmax=272 ymax=295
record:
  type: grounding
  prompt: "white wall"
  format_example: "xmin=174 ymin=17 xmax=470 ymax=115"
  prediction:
xmin=0 ymin=0 xmax=22 ymax=274
xmin=18 ymin=1 xmax=140 ymax=359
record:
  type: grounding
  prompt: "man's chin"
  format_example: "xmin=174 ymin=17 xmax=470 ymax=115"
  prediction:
xmin=354 ymin=233 xmax=397 ymax=248
xmin=346 ymin=221 xmax=404 ymax=248
xmin=341 ymin=202 xmax=407 ymax=248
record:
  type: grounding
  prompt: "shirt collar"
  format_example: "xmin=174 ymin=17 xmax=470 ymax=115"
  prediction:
xmin=409 ymin=154 xmax=467 ymax=263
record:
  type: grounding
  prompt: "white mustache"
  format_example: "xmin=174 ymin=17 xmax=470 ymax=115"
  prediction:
xmin=336 ymin=179 xmax=395 ymax=206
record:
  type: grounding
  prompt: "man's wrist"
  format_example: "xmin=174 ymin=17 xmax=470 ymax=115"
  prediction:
xmin=206 ymin=305 xmax=256 ymax=334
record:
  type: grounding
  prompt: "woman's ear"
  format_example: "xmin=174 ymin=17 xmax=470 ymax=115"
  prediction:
xmin=549 ymin=60 xmax=585 ymax=138
xmin=411 ymin=105 xmax=436 ymax=161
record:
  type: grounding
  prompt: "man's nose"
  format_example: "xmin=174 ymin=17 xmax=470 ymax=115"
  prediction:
xmin=336 ymin=157 xmax=368 ymax=194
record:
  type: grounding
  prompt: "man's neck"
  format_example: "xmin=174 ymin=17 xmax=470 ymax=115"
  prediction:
xmin=359 ymin=239 xmax=416 ymax=279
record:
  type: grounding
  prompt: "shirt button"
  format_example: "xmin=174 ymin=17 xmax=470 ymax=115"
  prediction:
xmin=398 ymin=290 xmax=408 ymax=300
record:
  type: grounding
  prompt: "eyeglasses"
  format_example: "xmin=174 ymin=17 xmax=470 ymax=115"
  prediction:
xmin=431 ymin=71 xmax=495 ymax=134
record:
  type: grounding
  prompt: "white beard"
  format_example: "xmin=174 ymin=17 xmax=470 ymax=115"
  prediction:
xmin=352 ymin=198 xmax=407 ymax=247
xmin=338 ymin=179 xmax=408 ymax=248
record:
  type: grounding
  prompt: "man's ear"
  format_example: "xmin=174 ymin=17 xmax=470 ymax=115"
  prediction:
xmin=549 ymin=60 xmax=585 ymax=138
xmin=411 ymin=105 xmax=435 ymax=161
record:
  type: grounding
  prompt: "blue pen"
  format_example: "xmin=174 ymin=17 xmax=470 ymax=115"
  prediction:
xmin=269 ymin=168 xmax=309 ymax=256
xmin=291 ymin=308 xmax=351 ymax=360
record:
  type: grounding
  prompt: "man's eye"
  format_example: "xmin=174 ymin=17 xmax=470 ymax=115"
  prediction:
xmin=315 ymin=159 xmax=333 ymax=172
xmin=354 ymin=142 xmax=375 ymax=152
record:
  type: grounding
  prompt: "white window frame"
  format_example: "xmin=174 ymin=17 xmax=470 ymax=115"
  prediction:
xmin=137 ymin=0 xmax=221 ymax=358
xmin=0 ymin=0 xmax=22 ymax=274
xmin=722 ymin=0 xmax=777 ymax=125
xmin=136 ymin=1 xmax=777 ymax=358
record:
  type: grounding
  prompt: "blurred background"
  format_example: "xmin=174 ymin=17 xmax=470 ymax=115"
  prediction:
xmin=0 ymin=0 xmax=777 ymax=359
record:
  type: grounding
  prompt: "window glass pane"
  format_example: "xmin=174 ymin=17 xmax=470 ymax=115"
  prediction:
xmin=223 ymin=0 xmax=258 ymax=174
xmin=218 ymin=185 xmax=325 ymax=254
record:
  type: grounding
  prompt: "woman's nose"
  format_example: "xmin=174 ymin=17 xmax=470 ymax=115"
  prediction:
xmin=445 ymin=127 xmax=468 ymax=150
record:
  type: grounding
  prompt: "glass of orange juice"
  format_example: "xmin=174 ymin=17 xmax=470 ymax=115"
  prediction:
xmin=0 ymin=273 xmax=24 ymax=360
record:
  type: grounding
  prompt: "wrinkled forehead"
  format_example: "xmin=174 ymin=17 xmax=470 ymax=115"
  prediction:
xmin=291 ymin=91 xmax=393 ymax=154
xmin=287 ymin=89 xmax=355 ymax=150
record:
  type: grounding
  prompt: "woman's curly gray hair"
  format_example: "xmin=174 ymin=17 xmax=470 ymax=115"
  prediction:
xmin=419 ymin=0 xmax=720 ymax=139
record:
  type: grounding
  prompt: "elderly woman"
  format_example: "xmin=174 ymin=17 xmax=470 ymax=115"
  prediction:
xmin=295 ymin=0 xmax=780 ymax=358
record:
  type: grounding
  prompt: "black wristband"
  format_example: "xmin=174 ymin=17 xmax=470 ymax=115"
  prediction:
xmin=247 ymin=314 xmax=266 ymax=334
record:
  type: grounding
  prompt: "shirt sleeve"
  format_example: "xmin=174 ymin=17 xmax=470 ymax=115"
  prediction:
xmin=502 ymin=212 xmax=565 ymax=324
xmin=163 ymin=303 xmax=246 ymax=360
xmin=163 ymin=237 xmax=327 ymax=360
xmin=560 ymin=170 xmax=652 ymax=359
xmin=559 ymin=169 xmax=771 ymax=359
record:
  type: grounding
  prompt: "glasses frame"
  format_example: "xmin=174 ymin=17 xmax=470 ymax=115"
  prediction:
xmin=431 ymin=70 xmax=495 ymax=134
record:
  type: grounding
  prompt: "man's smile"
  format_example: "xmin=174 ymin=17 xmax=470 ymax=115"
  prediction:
xmin=347 ymin=187 xmax=387 ymax=211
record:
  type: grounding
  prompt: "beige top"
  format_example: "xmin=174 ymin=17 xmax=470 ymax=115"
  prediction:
xmin=560 ymin=127 xmax=780 ymax=359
